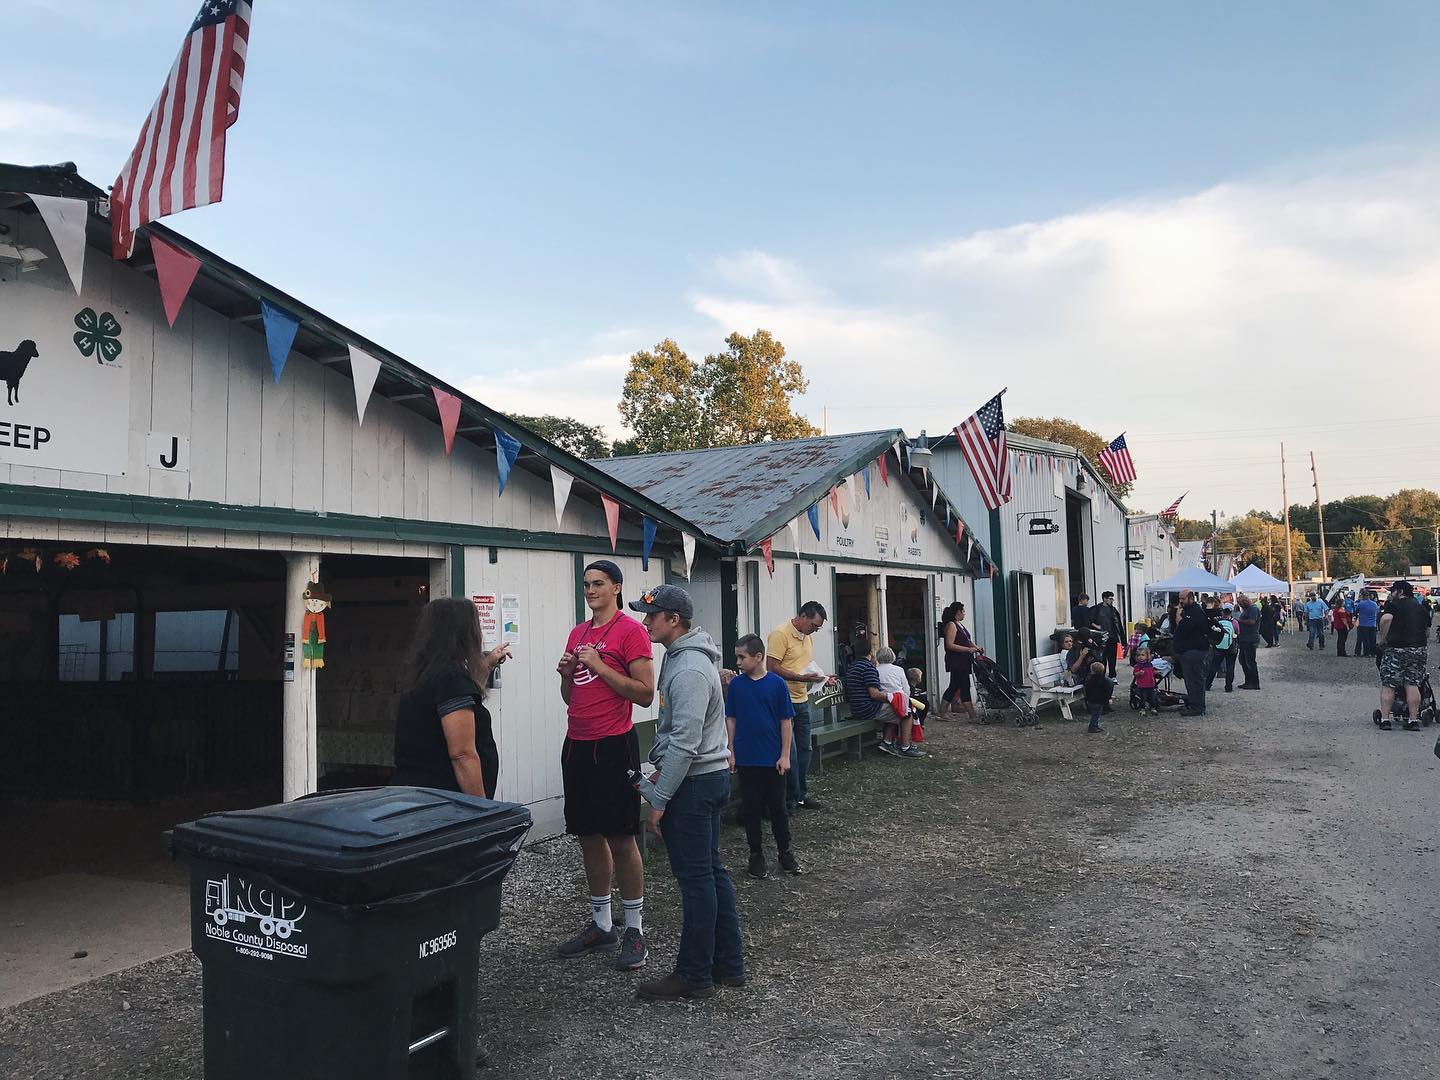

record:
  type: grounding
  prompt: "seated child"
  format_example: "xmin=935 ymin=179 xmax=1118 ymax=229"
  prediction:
xmin=875 ymin=646 xmax=922 ymax=758
xmin=1132 ymin=646 xmax=1158 ymax=715
xmin=726 ymin=634 xmax=802 ymax=878
xmin=1084 ymin=660 xmax=1113 ymax=734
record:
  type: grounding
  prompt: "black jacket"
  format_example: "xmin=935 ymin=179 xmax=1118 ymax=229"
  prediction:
xmin=1172 ymin=602 xmax=1210 ymax=653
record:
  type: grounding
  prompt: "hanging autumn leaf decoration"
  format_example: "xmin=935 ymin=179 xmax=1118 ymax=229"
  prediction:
xmin=86 ymin=548 xmax=112 ymax=565
xmin=54 ymin=552 xmax=81 ymax=571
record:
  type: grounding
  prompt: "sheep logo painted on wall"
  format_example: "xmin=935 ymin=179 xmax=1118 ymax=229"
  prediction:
xmin=204 ymin=874 xmax=310 ymax=960
xmin=0 ymin=288 xmax=132 ymax=475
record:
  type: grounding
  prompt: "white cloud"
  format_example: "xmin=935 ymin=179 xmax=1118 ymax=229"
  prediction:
xmin=460 ymin=352 xmax=631 ymax=436
xmin=686 ymin=151 xmax=1440 ymax=513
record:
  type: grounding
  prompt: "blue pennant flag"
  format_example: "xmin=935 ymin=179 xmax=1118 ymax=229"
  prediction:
xmin=863 ymin=467 xmax=871 ymax=498
xmin=641 ymin=516 xmax=658 ymax=570
xmin=260 ymin=299 xmax=300 ymax=384
xmin=495 ymin=430 xmax=522 ymax=494
xmin=806 ymin=503 xmax=821 ymax=539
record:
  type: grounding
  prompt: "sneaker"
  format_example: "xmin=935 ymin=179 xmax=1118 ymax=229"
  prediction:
xmin=798 ymin=796 xmax=825 ymax=811
xmin=777 ymin=849 xmax=804 ymax=875
xmin=636 ymin=973 xmax=716 ymax=1001
xmin=1404 ymin=720 xmax=1421 ymax=732
xmin=877 ymin=740 xmax=899 ymax=757
xmin=747 ymin=852 xmax=768 ymax=879
xmin=614 ymin=926 xmax=649 ymax=971
xmin=557 ymin=921 xmax=619 ymax=958
xmin=1379 ymin=718 xmax=1394 ymax=730
xmin=1087 ymin=725 xmax=1103 ymax=734
xmin=899 ymin=745 xmax=926 ymax=758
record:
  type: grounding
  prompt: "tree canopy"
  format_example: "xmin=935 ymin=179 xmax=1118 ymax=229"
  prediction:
xmin=1008 ymin=416 xmax=1133 ymax=500
xmin=508 ymin=414 xmax=611 ymax=459
xmin=616 ymin=331 xmax=817 ymax=455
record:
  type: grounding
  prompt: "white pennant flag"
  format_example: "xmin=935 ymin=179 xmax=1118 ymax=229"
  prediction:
xmin=931 ymin=481 xmax=939 ymax=508
xmin=30 ymin=194 xmax=88 ymax=294
xmin=785 ymin=516 xmax=801 ymax=555
xmin=967 ymin=537 xmax=973 ymax=561
xmin=550 ymin=465 xmax=573 ymax=527
xmin=681 ymin=532 xmax=697 ymax=578
xmin=348 ymin=345 xmax=382 ymax=424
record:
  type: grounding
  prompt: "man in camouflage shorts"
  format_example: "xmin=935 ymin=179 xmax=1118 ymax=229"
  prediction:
xmin=1376 ymin=580 xmax=1431 ymax=731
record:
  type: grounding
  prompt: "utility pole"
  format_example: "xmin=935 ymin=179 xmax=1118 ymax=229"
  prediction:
xmin=1266 ymin=529 xmax=1273 ymax=574
xmin=1281 ymin=443 xmax=1295 ymax=605
xmin=1210 ymin=509 xmax=1219 ymax=574
xmin=1310 ymin=451 xmax=1328 ymax=581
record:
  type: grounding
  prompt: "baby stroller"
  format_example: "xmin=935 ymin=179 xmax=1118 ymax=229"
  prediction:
xmin=1372 ymin=671 xmax=1437 ymax=729
xmin=1127 ymin=654 xmax=1190 ymax=713
xmin=972 ymin=654 xmax=1041 ymax=727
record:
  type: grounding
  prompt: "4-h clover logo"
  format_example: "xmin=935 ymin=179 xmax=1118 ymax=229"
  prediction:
xmin=73 ymin=308 xmax=123 ymax=364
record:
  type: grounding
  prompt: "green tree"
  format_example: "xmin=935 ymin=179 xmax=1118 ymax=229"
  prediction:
xmin=699 ymin=330 xmax=818 ymax=446
xmin=616 ymin=331 xmax=817 ymax=454
xmin=1337 ymin=527 xmax=1384 ymax=577
xmin=1381 ymin=488 xmax=1440 ymax=572
xmin=1220 ymin=514 xmax=1319 ymax=577
xmin=617 ymin=339 xmax=705 ymax=454
xmin=508 ymin=414 xmax=610 ymax=459
xmin=1008 ymin=417 xmax=1133 ymax=500
xmin=1171 ymin=517 xmax=1213 ymax=541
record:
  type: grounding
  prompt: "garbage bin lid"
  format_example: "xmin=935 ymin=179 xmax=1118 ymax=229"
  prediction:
xmin=170 ymin=787 xmax=531 ymax=905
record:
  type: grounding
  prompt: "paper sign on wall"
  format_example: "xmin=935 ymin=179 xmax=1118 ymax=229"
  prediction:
xmin=147 ymin=431 xmax=190 ymax=472
xmin=472 ymin=594 xmax=498 ymax=648
xmin=501 ymin=595 xmax=521 ymax=646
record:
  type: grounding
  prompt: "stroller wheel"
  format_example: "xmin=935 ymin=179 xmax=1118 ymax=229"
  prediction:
xmin=1372 ymin=709 xmax=1382 ymax=725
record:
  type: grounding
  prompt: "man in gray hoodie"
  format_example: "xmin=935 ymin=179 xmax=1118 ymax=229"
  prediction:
xmin=629 ymin=584 xmax=743 ymax=1001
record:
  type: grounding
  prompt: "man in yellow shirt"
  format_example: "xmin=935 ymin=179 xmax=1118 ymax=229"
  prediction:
xmin=766 ymin=601 xmax=834 ymax=812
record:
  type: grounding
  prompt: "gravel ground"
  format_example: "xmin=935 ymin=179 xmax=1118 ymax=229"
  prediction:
xmin=3 ymin=637 xmax=1438 ymax=1079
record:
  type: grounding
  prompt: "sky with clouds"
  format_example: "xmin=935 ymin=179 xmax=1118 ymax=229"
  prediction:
xmin=8 ymin=1 xmax=1440 ymax=518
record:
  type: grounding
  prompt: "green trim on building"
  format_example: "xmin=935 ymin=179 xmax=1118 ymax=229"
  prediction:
xmin=720 ymin=560 xmax=739 ymax=661
xmin=0 ymin=484 xmax=678 ymax=560
xmin=987 ymin=505 xmax=1012 ymax=679
xmin=449 ymin=544 xmax=464 ymax=598
xmin=572 ymin=553 xmax=587 ymax=624
xmin=746 ymin=561 xmax=761 ymax=635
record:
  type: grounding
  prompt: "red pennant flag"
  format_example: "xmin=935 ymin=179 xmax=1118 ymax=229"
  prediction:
xmin=877 ymin=454 xmax=889 ymax=486
xmin=759 ymin=536 xmax=774 ymax=577
xmin=602 ymin=495 xmax=621 ymax=552
xmin=432 ymin=388 xmax=463 ymax=455
xmin=150 ymin=235 xmax=201 ymax=327
xmin=829 ymin=486 xmax=841 ymax=517
xmin=955 ymin=519 xmax=965 ymax=544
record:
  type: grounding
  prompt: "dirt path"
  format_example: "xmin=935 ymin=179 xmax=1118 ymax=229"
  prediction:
xmin=2 ymin=637 xmax=1437 ymax=1079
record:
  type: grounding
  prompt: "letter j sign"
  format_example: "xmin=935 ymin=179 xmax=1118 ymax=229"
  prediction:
xmin=147 ymin=431 xmax=191 ymax=472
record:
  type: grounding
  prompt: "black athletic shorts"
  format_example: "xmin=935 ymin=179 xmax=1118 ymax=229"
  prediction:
xmin=561 ymin=729 xmax=641 ymax=837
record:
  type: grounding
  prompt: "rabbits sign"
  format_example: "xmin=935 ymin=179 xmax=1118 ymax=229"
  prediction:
xmin=0 ymin=282 xmax=131 ymax=476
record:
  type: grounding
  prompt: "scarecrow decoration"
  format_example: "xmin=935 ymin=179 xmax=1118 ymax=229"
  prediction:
xmin=302 ymin=582 xmax=332 ymax=670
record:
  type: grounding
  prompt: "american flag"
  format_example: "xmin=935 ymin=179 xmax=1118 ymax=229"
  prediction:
xmin=111 ymin=1 xmax=252 ymax=259
xmin=1160 ymin=491 xmax=1187 ymax=521
xmin=955 ymin=391 xmax=1011 ymax=511
xmin=1096 ymin=432 xmax=1137 ymax=484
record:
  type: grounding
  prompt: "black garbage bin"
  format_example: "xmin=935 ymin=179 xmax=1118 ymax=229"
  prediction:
xmin=169 ymin=786 xmax=531 ymax=1080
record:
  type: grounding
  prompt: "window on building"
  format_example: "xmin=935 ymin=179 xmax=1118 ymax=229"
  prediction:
xmin=153 ymin=609 xmax=240 ymax=676
xmin=58 ymin=613 xmax=136 ymax=682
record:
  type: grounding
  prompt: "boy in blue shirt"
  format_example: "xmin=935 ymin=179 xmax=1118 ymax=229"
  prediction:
xmin=726 ymin=634 xmax=802 ymax=879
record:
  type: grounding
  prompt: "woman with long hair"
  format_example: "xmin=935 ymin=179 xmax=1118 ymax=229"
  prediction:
xmin=938 ymin=602 xmax=982 ymax=721
xmin=392 ymin=597 xmax=511 ymax=798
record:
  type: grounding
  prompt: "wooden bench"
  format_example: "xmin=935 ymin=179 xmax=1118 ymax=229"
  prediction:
xmin=806 ymin=698 xmax=874 ymax=770
xmin=1026 ymin=654 xmax=1083 ymax=720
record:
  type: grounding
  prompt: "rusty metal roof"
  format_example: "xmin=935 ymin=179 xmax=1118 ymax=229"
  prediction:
xmin=593 ymin=430 xmax=902 ymax=548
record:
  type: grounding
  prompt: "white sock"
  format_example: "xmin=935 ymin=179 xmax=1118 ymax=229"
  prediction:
xmin=622 ymin=897 xmax=644 ymax=933
xmin=590 ymin=895 xmax=613 ymax=932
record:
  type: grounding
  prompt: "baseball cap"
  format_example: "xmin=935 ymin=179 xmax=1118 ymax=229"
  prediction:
xmin=584 ymin=559 xmax=623 ymax=584
xmin=629 ymin=584 xmax=694 ymax=619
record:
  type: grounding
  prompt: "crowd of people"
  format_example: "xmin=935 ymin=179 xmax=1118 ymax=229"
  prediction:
xmin=386 ymin=553 xmax=1440 ymax=1007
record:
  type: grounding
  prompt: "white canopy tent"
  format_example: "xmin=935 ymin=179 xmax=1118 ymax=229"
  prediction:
xmin=1231 ymin=564 xmax=1291 ymax=595
xmin=1143 ymin=567 xmax=1238 ymax=594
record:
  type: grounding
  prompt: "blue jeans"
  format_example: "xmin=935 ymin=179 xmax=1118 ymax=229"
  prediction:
xmin=1178 ymin=649 xmax=1208 ymax=714
xmin=786 ymin=700 xmax=812 ymax=807
xmin=1308 ymin=623 xmax=1325 ymax=649
xmin=1087 ymin=704 xmax=1103 ymax=730
xmin=1356 ymin=626 xmax=1377 ymax=656
xmin=658 ymin=770 xmax=743 ymax=985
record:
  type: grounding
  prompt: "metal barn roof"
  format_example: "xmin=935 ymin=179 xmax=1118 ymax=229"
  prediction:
xmin=593 ymin=431 xmax=904 ymax=548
